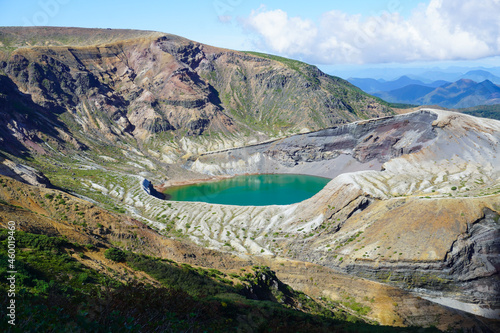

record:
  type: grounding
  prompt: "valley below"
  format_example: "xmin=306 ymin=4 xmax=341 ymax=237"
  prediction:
xmin=0 ymin=27 xmax=499 ymax=332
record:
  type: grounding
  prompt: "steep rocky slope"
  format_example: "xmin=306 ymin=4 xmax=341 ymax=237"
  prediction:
xmin=0 ymin=26 xmax=390 ymax=162
xmin=187 ymin=110 xmax=436 ymax=178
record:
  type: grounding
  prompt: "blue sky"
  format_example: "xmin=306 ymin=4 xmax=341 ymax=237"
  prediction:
xmin=0 ymin=0 xmax=428 ymax=49
xmin=1 ymin=0 xmax=499 ymax=78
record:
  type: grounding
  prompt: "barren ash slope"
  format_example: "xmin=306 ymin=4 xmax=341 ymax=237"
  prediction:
xmin=0 ymin=27 xmax=499 ymax=330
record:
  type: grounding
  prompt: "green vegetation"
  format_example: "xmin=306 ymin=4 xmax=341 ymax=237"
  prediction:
xmin=104 ymin=247 xmax=126 ymax=262
xmin=460 ymin=104 xmax=500 ymax=120
xmin=340 ymin=294 xmax=372 ymax=316
xmin=373 ymin=268 xmax=453 ymax=291
xmin=385 ymin=102 xmax=419 ymax=109
xmin=0 ymin=229 xmax=439 ymax=332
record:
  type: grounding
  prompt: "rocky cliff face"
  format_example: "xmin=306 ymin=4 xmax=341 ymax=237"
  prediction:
xmin=188 ymin=110 xmax=437 ymax=178
xmin=0 ymin=27 xmax=391 ymax=161
xmin=0 ymin=155 xmax=52 ymax=187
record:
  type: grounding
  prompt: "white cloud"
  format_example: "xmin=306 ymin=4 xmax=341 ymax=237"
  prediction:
xmin=243 ymin=0 xmax=500 ymax=64
xmin=245 ymin=8 xmax=318 ymax=55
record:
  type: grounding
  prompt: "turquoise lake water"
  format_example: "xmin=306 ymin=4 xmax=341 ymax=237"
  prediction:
xmin=163 ymin=174 xmax=331 ymax=206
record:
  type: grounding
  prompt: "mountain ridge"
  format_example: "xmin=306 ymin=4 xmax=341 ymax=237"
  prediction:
xmin=373 ymin=78 xmax=500 ymax=108
xmin=0 ymin=26 xmax=392 ymax=160
xmin=0 ymin=26 xmax=163 ymax=52
xmin=348 ymin=75 xmax=447 ymax=94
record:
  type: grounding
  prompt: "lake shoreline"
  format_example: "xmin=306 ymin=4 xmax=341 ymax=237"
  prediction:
xmin=156 ymin=172 xmax=333 ymax=192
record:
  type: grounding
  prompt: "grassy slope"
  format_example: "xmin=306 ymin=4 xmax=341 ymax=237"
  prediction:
xmin=0 ymin=229 xmax=438 ymax=333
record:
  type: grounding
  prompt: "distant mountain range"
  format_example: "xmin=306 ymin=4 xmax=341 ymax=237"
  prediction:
xmin=348 ymin=76 xmax=447 ymax=94
xmin=372 ymin=79 xmax=500 ymax=108
xmin=348 ymin=70 xmax=500 ymax=108
xmin=337 ymin=66 xmax=500 ymax=83
xmin=409 ymin=69 xmax=500 ymax=85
